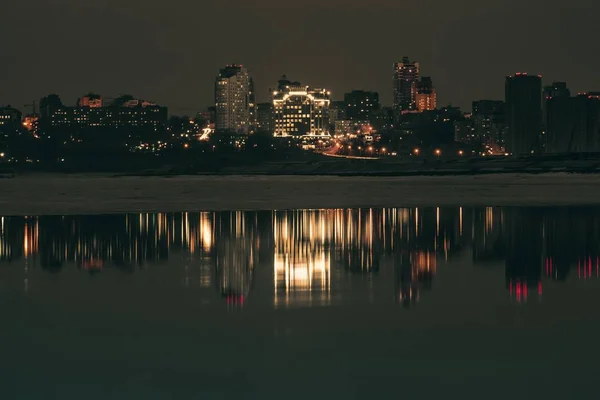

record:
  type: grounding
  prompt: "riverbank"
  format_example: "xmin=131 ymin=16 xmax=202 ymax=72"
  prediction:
xmin=2 ymin=173 xmax=600 ymax=216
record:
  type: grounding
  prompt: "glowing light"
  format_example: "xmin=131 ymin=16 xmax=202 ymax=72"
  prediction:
xmin=0 ymin=153 xmax=4 ymax=158
xmin=413 ymin=148 xmax=420 ymax=155
xmin=184 ymin=143 xmax=189 ymax=148
xmin=435 ymin=149 xmax=441 ymax=156
xmin=458 ymin=150 xmax=464 ymax=156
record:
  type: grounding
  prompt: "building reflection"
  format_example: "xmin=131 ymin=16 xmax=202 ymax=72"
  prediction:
xmin=214 ymin=212 xmax=259 ymax=305
xmin=273 ymin=210 xmax=332 ymax=307
xmin=1 ymin=207 xmax=600 ymax=306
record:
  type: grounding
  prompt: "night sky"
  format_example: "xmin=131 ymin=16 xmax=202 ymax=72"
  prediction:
xmin=1 ymin=0 xmax=597 ymax=114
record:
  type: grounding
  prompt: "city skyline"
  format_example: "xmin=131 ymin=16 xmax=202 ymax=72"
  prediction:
xmin=1 ymin=1 xmax=598 ymax=115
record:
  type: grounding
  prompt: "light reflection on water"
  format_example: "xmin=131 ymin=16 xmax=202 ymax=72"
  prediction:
xmin=1 ymin=207 xmax=600 ymax=308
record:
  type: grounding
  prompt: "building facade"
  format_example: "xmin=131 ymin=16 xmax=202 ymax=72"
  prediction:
xmin=505 ymin=73 xmax=542 ymax=155
xmin=344 ymin=90 xmax=379 ymax=121
xmin=472 ymin=100 xmax=506 ymax=153
xmin=415 ymin=77 xmax=437 ymax=112
xmin=543 ymin=82 xmax=570 ymax=129
xmin=546 ymin=94 xmax=600 ymax=153
xmin=273 ymin=85 xmax=330 ymax=137
xmin=0 ymin=106 xmax=22 ymax=133
xmin=393 ymin=57 xmax=420 ymax=114
xmin=39 ymin=94 xmax=167 ymax=133
xmin=454 ymin=118 xmax=475 ymax=144
xmin=215 ymin=65 xmax=252 ymax=134
xmin=256 ymin=102 xmax=274 ymax=133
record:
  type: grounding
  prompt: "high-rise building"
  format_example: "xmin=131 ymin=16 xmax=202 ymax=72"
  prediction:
xmin=472 ymin=100 xmax=506 ymax=153
xmin=542 ymin=82 xmax=570 ymax=128
xmin=215 ymin=65 xmax=252 ymax=134
xmin=393 ymin=57 xmax=420 ymax=114
xmin=248 ymin=78 xmax=256 ymax=133
xmin=256 ymin=102 xmax=274 ymax=133
xmin=344 ymin=90 xmax=380 ymax=121
xmin=543 ymin=82 xmax=571 ymax=101
xmin=273 ymin=84 xmax=330 ymax=137
xmin=546 ymin=94 xmax=600 ymax=153
xmin=505 ymin=73 xmax=542 ymax=155
xmin=328 ymin=100 xmax=346 ymax=131
xmin=415 ymin=77 xmax=436 ymax=112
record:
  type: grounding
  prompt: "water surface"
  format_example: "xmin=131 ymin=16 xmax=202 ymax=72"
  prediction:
xmin=1 ymin=207 xmax=599 ymax=399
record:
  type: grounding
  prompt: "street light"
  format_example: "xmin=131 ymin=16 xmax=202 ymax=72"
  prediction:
xmin=458 ymin=150 xmax=464 ymax=156
xmin=413 ymin=148 xmax=420 ymax=155
xmin=435 ymin=149 xmax=441 ymax=157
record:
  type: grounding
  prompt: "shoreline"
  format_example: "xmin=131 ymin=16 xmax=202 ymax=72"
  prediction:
xmin=2 ymin=173 xmax=600 ymax=216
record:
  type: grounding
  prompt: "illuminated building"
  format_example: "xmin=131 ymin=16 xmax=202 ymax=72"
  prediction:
xmin=256 ymin=102 xmax=274 ymax=133
xmin=393 ymin=56 xmax=420 ymax=114
xmin=335 ymin=120 xmax=354 ymax=135
xmin=546 ymin=94 xmax=600 ymax=153
xmin=344 ymin=90 xmax=379 ymax=121
xmin=505 ymin=73 xmax=542 ymax=155
xmin=335 ymin=120 xmax=371 ymax=136
xmin=214 ymin=65 xmax=253 ymax=134
xmin=328 ymin=100 xmax=346 ymax=132
xmin=77 ymin=93 xmax=103 ymax=108
xmin=38 ymin=94 xmax=167 ymax=132
xmin=414 ymin=77 xmax=436 ymax=112
xmin=453 ymin=117 xmax=475 ymax=144
xmin=0 ymin=106 xmax=22 ymax=133
xmin=273 ymin=84 xmax=331 ymax=137
xmin=472 ymin=100 xmax=506 ymax=152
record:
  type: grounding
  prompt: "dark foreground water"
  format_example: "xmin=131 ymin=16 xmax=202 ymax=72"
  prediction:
xmin=1 ymin=207 xmax=600 ymax=399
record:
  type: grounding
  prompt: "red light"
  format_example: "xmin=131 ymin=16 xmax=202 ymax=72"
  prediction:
xmin=538 ymin=282 xmax=543 ymax=295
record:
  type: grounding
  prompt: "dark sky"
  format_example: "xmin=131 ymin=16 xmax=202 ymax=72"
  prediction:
xmin=1 ymin=0 xmax=598 ymax=115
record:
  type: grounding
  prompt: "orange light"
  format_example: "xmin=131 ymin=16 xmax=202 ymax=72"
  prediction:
xmin=413 ymin=148 xmax=420 ymax=155
xmin=458 ymin=150 xmax=464 ymax=156
xmin=184 ymin=143 xmax=189 ymax=148
xmin=435 ymin=149 xmax=441 ymax=156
